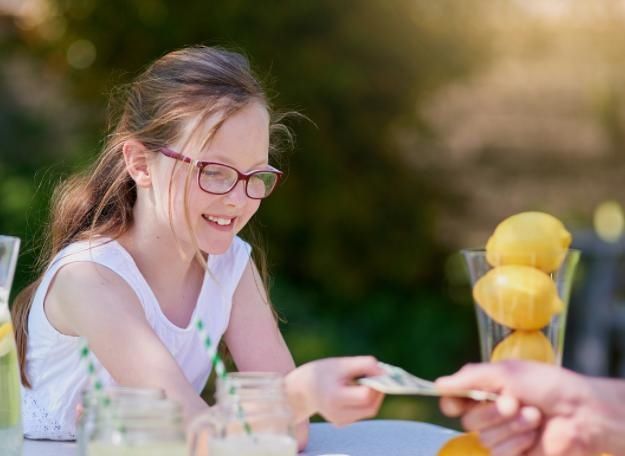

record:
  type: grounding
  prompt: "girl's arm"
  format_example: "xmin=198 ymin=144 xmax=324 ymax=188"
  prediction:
xmin=223 ymin=261 xmax=386 ymax=451
xmin=45 ymin=261 xmax=208 ymax=422
xmin=222 ymin=261 xmax=295 ymax=374
xmin=222 ymin=260 xmax=308 ymax=448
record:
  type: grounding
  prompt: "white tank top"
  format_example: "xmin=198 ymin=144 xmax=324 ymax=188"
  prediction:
xmin=21 ymin=236 xmax=251 ymax=440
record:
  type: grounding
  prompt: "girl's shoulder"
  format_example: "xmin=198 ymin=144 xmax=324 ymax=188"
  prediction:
xmin=42 ymin=238 xmax=145 ymax=334
xmin=51 ymin=236 xmax=118 ymax=262
xmin=45 ymin=237 xmax=131 ymax=299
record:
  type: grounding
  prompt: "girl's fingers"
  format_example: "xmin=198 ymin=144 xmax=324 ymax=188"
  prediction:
xmin=332 ymin=390 xmax=384 ymax=425
xmin=338 ymin=356 xmax=383 ymax=378
xmin=341 ymin=401 xmax=383 ymax=423
xmin=439 ymin=396 xmax=476 ymax=417
xmin=339 ymin=385 xmax=382 ymax=407
xmin=75 ymin=403 xmax=84 ymax=422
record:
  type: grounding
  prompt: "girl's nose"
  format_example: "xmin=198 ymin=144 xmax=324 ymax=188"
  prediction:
xmin=224 ymin=180 xmax=248 ymax=206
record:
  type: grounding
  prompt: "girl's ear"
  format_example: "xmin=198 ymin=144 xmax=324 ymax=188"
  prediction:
xmin=122 ymin=140 xmax=152 ymax=188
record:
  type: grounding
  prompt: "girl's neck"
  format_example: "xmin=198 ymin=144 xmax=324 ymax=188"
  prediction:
xmin=121 ymin=222 xmax=194 ymax=270
xmin=117 ymin=224 xmax=205 ymax=327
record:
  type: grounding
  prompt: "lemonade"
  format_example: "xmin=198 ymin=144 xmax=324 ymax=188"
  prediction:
xmin=0 ymin=289 xmax=23 ymax=456
xmin=209 ymin=434 xmax=297 ymax=456
xmin=87 ymin=441 xmax=188 ymax=456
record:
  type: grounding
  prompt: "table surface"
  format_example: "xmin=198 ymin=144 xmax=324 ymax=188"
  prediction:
xmin=23 ymin=419 xmax=459 ymax=456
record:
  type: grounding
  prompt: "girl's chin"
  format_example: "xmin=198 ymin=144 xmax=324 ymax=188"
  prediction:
xmin=198 ymin=237 xmax=235 ymax=256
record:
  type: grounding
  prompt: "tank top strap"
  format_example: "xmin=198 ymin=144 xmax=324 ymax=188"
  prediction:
xmin=32 ymin=238 xmax=159 ymax=324
xmin=199 ymin=236 xmax=252 ymax=337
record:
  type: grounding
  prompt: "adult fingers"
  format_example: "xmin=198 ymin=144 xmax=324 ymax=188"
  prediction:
xmin=479 ymin=406 xmax=542 ymax=448
xmin=490 ymin=430 xmax=538 ymax=456
xmin=462 ymin=402 xmax=513 ymax=432
xmin=495 ymin=395 xmax=521 ymax=418
xmin=436 ymin=363 xmax=507 ymax=395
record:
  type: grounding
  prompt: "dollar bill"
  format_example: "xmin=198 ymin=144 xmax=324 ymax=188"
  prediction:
xmin=358 ymin=362 xmax=498 ymax=401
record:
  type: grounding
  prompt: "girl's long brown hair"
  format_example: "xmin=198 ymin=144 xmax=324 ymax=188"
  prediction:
xmin=12 ymin=46 xmax=292 ymax=387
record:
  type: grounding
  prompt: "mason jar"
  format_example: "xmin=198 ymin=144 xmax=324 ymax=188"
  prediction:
xmin=77 ymin=386 xmax=165 ymax=455
xmin=84 ymin=394 xmax=186 ymax=456
xmin=190 ymin=373 xmax=297 ymax=456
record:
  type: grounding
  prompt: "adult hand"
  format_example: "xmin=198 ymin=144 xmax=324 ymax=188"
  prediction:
xmin=435 ymin=361 xmax=624 ymax=456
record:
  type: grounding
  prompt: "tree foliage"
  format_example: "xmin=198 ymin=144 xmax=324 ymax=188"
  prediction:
xmin=0 ymin=0 xmax=492 ymax=423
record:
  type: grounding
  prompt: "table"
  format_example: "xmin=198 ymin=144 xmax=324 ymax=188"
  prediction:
xmin=301 ymin=420 xmax=458 ymax=456
xmin=23 ymin=419 xmax=459 ymax=456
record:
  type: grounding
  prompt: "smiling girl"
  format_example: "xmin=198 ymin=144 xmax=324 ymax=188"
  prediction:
xmin=11 ymin=46 xmax=383 ymax=449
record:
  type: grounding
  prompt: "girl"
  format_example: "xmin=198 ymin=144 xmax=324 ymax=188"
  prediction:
xmin=11 ymin=46 xmax=383 ymax=449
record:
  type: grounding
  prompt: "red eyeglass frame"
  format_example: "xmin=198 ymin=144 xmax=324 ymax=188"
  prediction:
xmin=159 ymin=147 xmax=283 ymax=199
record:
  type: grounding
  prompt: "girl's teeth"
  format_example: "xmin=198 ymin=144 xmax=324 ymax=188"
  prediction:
xmin=207 ymin=216 xmax=232 ymax=226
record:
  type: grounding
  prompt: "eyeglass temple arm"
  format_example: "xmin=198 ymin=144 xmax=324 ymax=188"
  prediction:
xmin=160 ymin=147 xmax=199 ymax=166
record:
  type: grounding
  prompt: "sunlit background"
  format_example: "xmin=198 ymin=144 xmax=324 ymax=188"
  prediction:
xmin=2 ymin=0 xmax=625 ymax=428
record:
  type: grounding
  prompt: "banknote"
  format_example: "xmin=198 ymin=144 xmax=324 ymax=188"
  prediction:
xmin=358 ymin=362 xmax=498 ymax=401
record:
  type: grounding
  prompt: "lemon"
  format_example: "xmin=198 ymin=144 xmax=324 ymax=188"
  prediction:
xmin=0 ymin=321 xmax=12 ymax=340
xmin=0 ymin=321 xmax=14 ymax=357
xmin=473 ymin=265 xmax=563 ymax=330
xmin=486 ymin=212 xmax=572 ymax=272
xmin=437 ymin=432 xmax=490 ymax=456
xmin=491 ymin=330 xmax=555 ymax=364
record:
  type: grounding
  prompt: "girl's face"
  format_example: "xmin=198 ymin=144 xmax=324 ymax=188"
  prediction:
xmin=150 ymin=101 xmax=271 ymax=255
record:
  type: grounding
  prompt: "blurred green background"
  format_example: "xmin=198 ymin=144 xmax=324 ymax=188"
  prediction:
xmin=2 ymin=0 xmax=625 ymax=428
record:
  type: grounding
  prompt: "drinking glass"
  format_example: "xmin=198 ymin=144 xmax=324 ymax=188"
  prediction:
xmin=462 ymin=248 xmax=580 ymax=365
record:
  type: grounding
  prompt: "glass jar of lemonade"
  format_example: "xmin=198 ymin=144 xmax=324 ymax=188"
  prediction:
xmin=86 ymin=396 xmax=187 ymax=456
xmin=190 ymin=373 xmax=297 ymax=456
xmin=0 ymin=235 xmax=22 ymax=456
xmin=77 ymin=386 xmax=165 ymax=455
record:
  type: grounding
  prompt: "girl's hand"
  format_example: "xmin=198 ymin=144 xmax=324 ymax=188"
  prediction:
xmin=75 ymin=403 xmax=84 ymax=423
xmin=286 ymin=356 xmax=385 ymax=426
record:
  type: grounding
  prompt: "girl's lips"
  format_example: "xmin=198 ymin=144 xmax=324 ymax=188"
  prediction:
xmin=202 ymin=214 xmax=236 ymax=232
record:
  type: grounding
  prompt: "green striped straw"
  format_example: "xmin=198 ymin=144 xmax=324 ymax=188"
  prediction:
xmin=79 ymin=340 xmax=129 ymax=435
xmin=195 ymin=318 xmax=252 ymax=435
xmin=79 ymin=341 xmax=108 ymax=404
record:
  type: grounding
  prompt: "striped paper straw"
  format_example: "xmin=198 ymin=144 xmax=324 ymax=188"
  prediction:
xmin=195 ymin=318 xmax=252 ymax=435
xmin=79 ymin=342 xmax=107 ymax=401
xmin=79 ymin=342 xmax=129 ymax=436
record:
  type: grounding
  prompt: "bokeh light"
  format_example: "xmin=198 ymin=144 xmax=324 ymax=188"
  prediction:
xmin=66 ymin=39 xmax=96 ymax=69
xmin=594 ymin=200 xmax=624 ymax=242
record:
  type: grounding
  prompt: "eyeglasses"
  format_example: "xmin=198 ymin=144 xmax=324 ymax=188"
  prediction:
xmin=159 ymin=147 xmax=283 ymax=200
